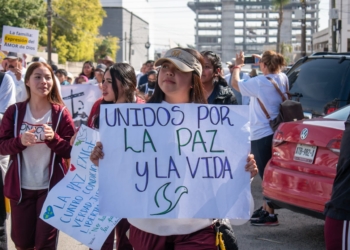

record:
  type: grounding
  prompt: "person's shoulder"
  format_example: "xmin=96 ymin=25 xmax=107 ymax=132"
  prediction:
xmin=2 ymin=73 xmax=14 ymax=83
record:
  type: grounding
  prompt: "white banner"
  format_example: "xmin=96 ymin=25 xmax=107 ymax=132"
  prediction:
xmin=1 ymin=26 xmax=39 ymax=55
xmin=61 ymin=84 xmax=101 ymax=128
xmin=99 ymin=103 xmax=251 ymax=219
xmin=40 ymin=125 xmax=120 ymax=249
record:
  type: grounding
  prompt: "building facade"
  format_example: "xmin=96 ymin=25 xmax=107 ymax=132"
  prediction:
xmin=100 ymin=0 xmax=153 ymax=70
xmin=313 ymin=0 xmax=350 ymax=52
xmin=188 ymin=0 xmax=319 ymax=62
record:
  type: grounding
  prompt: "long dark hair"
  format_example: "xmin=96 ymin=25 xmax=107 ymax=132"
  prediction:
xmin=80 ymin=61 xmax=95 ymax=79
xmin=148 ymin=47 xmax=207 ymax=104
xmin=93 ymin=63 xmax=143 ymax=128
xmin=200 ymin=50 xmax=228 ymax=87
xmin=24 ymin=62 xmax=64 ymax=105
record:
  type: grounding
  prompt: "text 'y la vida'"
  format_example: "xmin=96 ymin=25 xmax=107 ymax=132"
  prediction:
xmin=103 ymin=105 xmax=236 ymax=192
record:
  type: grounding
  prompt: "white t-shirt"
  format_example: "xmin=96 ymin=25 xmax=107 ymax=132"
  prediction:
xmin=238 ymin=73 xmax=289 ymax=141
xmin=6 ymin=68 xmax=27 ymax=102
xmin=20 ymin=104 xmax=52 ymax=190
xmin=0 ymin=74 xmax=16 ymax=114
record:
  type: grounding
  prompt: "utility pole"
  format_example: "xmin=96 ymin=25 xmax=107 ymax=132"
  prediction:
xmin=124 ymin=32 xmax=127 ymax=62
xmin=128 ymin=12 xmax=133 ymax=64
xmin=47 ymin=0 xmax=52 ymax=64
xmin=301 ymin=0 xmax=306 ymax=57
xmin=331 ymin=0 xmax=337 ymax=52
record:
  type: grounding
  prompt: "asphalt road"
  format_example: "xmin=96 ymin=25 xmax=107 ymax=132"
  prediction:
xmin=6 ymin=177 xmax=325 ymax=250
xmin=234 ymin=177 xmax=325 ymax=250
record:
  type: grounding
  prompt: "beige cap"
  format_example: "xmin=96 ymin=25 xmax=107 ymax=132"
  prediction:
xmin=155 ymin=48 xmax=202 ymax=76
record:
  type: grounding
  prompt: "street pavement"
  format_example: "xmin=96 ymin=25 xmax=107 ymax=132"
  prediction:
xmin=5 ymin=177 xmax=325 ymax=250
xmin=234 ymin=177 xmax=325 ymax=249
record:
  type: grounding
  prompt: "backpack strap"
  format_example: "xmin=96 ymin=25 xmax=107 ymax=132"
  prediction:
xmin=257 ymin=98 xmax=271 ymax=119
xmin=257 ymin=76 xmax=288 ymax=120
xmin=266 ymin=76 xmax=287 ymax=102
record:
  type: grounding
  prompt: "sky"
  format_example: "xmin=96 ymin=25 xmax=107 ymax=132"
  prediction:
xmin=147 ymin=0 xmax=331 ymax=49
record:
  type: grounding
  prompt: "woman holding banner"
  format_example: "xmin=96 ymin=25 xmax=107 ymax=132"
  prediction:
xmin=90 ymin=48 xmax=258 ymax=250
xmin=86 ymin=63 xmax=145 ymax=250
xmin=0 ymin=62 xmax=75 ymax=249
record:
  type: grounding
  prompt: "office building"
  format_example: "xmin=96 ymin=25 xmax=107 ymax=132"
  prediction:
xmin=188 ymin=0 xmax=319 ymax=62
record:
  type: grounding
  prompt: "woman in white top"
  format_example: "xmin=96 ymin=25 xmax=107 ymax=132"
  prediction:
xmin=91 ymin=47 xmax=258 ymax=249
xmin=231 ymin=50 xmax=288 ymax=226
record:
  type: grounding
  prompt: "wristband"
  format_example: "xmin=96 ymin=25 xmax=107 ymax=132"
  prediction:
xmin=233 ymin=66 xmax=241 ymax=69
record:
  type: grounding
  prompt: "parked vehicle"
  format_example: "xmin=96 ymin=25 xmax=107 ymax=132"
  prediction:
xmin=262 ymin=105 xmax=350 ymax=219
xmin=287 ymin=52 xmax=350 ymax=118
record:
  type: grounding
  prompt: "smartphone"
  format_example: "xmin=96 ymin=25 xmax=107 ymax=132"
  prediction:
xmin=244 ymin=56 xmax=255 ymax=64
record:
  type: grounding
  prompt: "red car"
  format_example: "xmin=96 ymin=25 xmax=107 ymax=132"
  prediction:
xmin=262 ymin=105 xmax=350 ymax=219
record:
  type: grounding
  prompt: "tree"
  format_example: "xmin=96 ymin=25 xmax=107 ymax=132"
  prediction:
xmin=0 ymin=0 xmax=46 ymax=36
xmin=280 ymin=42 xmax=293 ymax=64
xmin=271 ymin=0 xmax=290 ymax=53
xmin=94 ymin=36 xmax=120 ymax=62
xmin=52 ymin=0 xmax=106 ymax=63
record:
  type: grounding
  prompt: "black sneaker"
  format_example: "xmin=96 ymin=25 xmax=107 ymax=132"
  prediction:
xmin=250 ymin=206 xmax=265 ymax=221
xmin=251 ymin=211 xmax=279 ymax=226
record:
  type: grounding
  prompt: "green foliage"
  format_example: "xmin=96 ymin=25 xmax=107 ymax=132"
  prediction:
xmin=281 ymin=42 xmax=293 ymax=64
xmin=94 ymin=36 xmax=120 ymax=62
xmin=271 ymin=0 xmax=290 ymax=9
xmin=0 ymin=0 xmax=46 ymax=35
xmin=52 ymin=0 xmax=106 ymax=63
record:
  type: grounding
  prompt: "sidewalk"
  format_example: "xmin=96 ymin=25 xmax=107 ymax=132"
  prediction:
xmin=5 ymin=219 xmax=89 ymax=250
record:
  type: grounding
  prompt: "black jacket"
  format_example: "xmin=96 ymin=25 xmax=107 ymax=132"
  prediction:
xmin=324 ymin=115 xmax=350 ymax=220
xmin=208 ymin=79 xmax=237 ymax=105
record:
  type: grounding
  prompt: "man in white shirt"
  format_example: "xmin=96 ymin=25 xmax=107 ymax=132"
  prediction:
xmin=5 ymin=52 xmax=27 ymax=102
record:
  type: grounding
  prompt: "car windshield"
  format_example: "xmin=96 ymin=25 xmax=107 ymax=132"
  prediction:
xmin=324 ymin=105 xmax=350 ymax=121
xmin=288 ymin=57 xmax=350 ymax=116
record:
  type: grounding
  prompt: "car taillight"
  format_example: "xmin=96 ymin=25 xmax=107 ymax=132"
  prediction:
xmin=273 ymin=130 xmax=284 ymax=147
xmin=327 ymin=139 xmax=341 ymax=155
xmin=326 ymin=107 xmax=338 ymax=114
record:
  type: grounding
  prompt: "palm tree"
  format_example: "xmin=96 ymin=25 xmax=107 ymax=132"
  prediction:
xmin=271 ymin=0 xmax=290 ymax=53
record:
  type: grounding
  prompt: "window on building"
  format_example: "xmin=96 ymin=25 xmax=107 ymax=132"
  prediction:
xmin=198 ymin=23 xmax=221 ymax=28
xmin=235 ymin=38 xmax=243 ymax=43
xmin=268 ymin=30 xmax=277 ymax=35
xmin=235 ymin=21 xmax=244 ymax=27
xmin=246 ymin=45 xmax=263 ymax=51
xmin=198 ymin=37 xmax=219 ymax=43
xmin=235 ymin=29 xmax=243 ymax=35
xmin=235 ymin=13 xmax=244 ymax=18
xmin=198 ymin=30 xmax=221 ymax=35
xmin=246 ymin=13 xmax=262 ymax=18
xmin=198 ymin=14 xmax=222 ymax=19
xmin=269 ymin=21 xmax=278 ymax=27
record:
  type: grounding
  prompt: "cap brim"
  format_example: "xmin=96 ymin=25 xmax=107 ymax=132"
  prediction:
xmin=5 ymin=56 xmax=18 ymax=59
xmin=155 ymin=58 xmax=194 ymax=73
